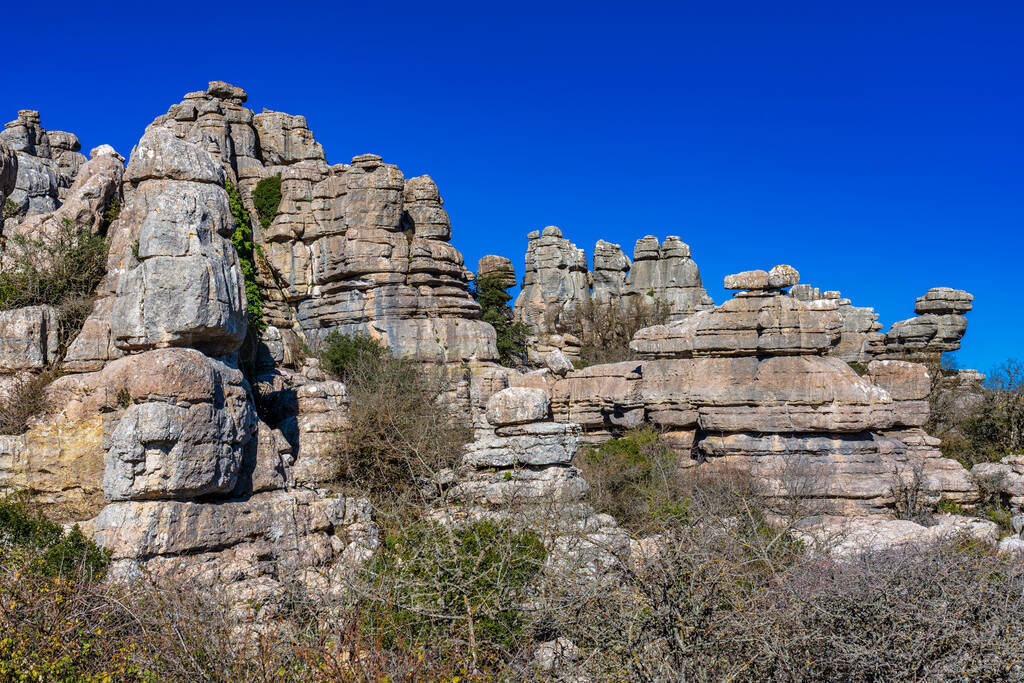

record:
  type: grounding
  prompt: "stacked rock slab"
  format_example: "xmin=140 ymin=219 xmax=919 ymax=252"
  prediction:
xmin=551 ymin=265 xmax=977 ymax=515
xmin=11 ymin=129 xmax=381 ymax=605
xmin=883 ymin=287 xmax=973 ymax=361
xmin=148 ymin=81 xmax=496 ymax=365
xmin=514 ymin=229 xmax=712 ymax=362
xmin=789 ymin=284 xmax=884 ymax=363
xmin=788 ymin=284 xmax=973 ymax=365
xmin=0 ymin=110 xmax=87 ymax=222
xmin=444 ymin=387 xmax=629 ymax=575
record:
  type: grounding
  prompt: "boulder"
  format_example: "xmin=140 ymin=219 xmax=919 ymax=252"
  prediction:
xmin=486 ymin=387 xmax=550 ymax=426
xmin=0 ymin=306 xmax=59 ymax=371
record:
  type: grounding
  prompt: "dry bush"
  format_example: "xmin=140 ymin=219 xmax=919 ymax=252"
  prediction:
xmin=0 ymin=371 xmax=54 ymax=435
xmin=928 ymin=356 xmax=1024 ymax=467
xmin=563 ymin=297 xmax=670 ymax=367
xmin=319 ymin=334 xmax=470 ymax=520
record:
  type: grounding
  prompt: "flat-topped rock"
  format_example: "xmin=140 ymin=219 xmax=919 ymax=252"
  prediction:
xmin=477 ymin=254 xmax=517 ymax=287
xmin=914 ymin=287 xmax=973 ymax=315
xmin=207 ymin=80 xmax=248 ymax=102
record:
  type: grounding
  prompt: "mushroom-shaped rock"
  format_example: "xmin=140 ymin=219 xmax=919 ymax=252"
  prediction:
xmin=207 ymin=80 xmax=248 ymax=102
xmin=486 ymin=387 xmax=550 ymax=426
xmin=914 ymin=287 xmax=974 ymax=315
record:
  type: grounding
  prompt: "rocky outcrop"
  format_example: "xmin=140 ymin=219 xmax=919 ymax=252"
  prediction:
xmin=513 ymin=228 xmax=712 ymax=362
xmin=883 ymin=287 xmax=973 ymax=361
xmin=788 ymin=284 xmax=972 ymax=364
xmin=0 ymin=139 xmax=16 ymax=203
xmin=148 ymin=81 xmax=496 ymax=365
xmin=1 ymin=110 xmax=89 ymax=222
xmin=109 ymin=128 xmax=247 ymax=355
xmin=444 ymin=386 xmax=629 ymax=576
xmin=552 ymin=266 xmax=978 ymax=515
xmin=476 ymin=254 xmax=516 ymax=287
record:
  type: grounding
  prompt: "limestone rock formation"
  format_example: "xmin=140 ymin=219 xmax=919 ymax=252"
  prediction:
xmin=147 ymin=81 xmax=496 ymax=364
xmin=476 ymin=254 xmax=516 ymax=287
xmin=884 ymin=287 xmax=973 ymax=361
xmin=513 ymin=229 xmax=713 ymax=362
xmin=0 ymin=139 xmax=16 ymax=203
xmin=445 ymin=386 xmax=629 ymax=576
xmin=109 ymin=128 xmax=247 ymax=355
xmin=552 ymin=267 xmax=978 ymax=515
xmin=1 ymin=110 xmax=89 ymax=222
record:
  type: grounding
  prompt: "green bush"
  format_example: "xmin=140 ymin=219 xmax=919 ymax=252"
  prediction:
xmin=2 ymin=198 xmax=18 ymax=221
xmin=252 ymin=175 xmax=282 ymax=230
xmin=225 ymin=180 xmax=265 ymax=333
xmin=362 ymin=519 xmax=546 ymax=664
xmin=577 ymin=427 xmax=689 ymax=532
xmin=319 ymin=331 xmax=389 ymax=381
xmin=846 ymin=360 xmax=868 ymax=376
xmin=0 ymin=495 xmax=109 ymax=579
xmin=473 ymin=275 xmax=529 ymax=367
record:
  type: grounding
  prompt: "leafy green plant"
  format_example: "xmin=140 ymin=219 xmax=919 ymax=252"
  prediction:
xmin=472 ymin=275 xmax=529 ymax=367
xmin=225 ymin=179 xmax=265 ymax=333
xmin=2 ymin=198 xmax=18 ymax=221
xmin=319 ymin=331 xmax=388 ymax=381
xmin=0 ymin=494 xmax=109 ymax=579
xmin=362 ymin=519 xmax=546 ymax=665
xmin=101 ymin=195 xmax=121 ymax=228
xmin=847 ymin=360 xmax=868 ymax=376
xmin=577 ymin=427 xmax=690 ymax=532
xmin=252 ymin=175 xmax=282 ymax=230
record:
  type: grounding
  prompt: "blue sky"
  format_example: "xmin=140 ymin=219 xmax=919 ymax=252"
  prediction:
xmin=3 ymin=1 xmax=1020 ymax=372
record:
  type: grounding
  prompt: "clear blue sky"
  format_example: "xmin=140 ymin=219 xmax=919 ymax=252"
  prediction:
xmin=3 ymin=1 xmax=1020 ymax=372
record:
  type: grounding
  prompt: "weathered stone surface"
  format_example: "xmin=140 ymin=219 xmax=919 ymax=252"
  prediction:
xmin=92 ymin=350 xmax=255 ymax=501
xmin=110 ymin=129 xmax=246 ymax=355
xmin=621 ymin=236 xmax=713 ymax=319
xmin=544 ymin=349 xmax=573 ymax=377
xmin=795 ymin=514 xmax=999 ymax=558
xmin=915 ymin=287 xmax=973 ymax=315
xmin=3 ymin=149 xmax=123 ymax=255
xmin=724 ymin=269 xmax=769 ymax=290
xmin=92 ymin=489 xmax=379 ymax=597
xmin=630 ymin=293 xmax=841 ymax=358
xmin=476 ymin=254 xmax=516 ymax=287
xmin=0 ymin=416 xmax=107 ymax=520
xmin=0 ymin=306 xmax=59 ymax=371
xmin=0 ymin=139 xmax=16 ymax=201
xmin=486 ymin=386 xmax=549 ymax=426
xmin=971 ymin=455 xmax=1024 ymax=512
xmin=465 ymin=421 xmax=580 ymax=468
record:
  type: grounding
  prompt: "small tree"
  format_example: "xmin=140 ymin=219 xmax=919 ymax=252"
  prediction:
xmin=473 ymin=275 xmax=529 ymax=367
xmin=252 ymin=175 xmax=282 ymax=230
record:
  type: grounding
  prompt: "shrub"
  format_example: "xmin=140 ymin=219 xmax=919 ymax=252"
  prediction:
xmin=0 ymin=371 xmax=53 ymax=435
xmin=576 ymin=427 xmax=690 ymax=533
xmin=472 ymin=275 xmax=529 ymax=367
xmin=2 ymin=198 xmax=18 ymax=221
xmin=252 ymin=175 xmax=282 ymax=230
xmin=564 ymin=297 xmax=670 ymax=367
xmin=225 ymin=179 xmax=265 ymax=334
xmin=846 ymin=360 xmax=868 ymax=376
xmin=0 ymin=494 xmax=109 ymax=579
xmin=361 ymin=519 xmax=546 ymax=667
xmin=101 ymin=195 xmax=121 ymax=228
xmin=319 ymin=331 xmax=388 ymax=381
xmin=319 ymin=333 xmax=469 ymax=514
xmin=0 ymin=219 xmax=108 ymax=353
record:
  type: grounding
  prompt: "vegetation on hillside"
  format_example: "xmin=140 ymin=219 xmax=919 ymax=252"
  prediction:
xmin=225 ymin=179 xmax=265 ymax=334
xmin=928 ymin=356 xmax=1024 ymax=468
